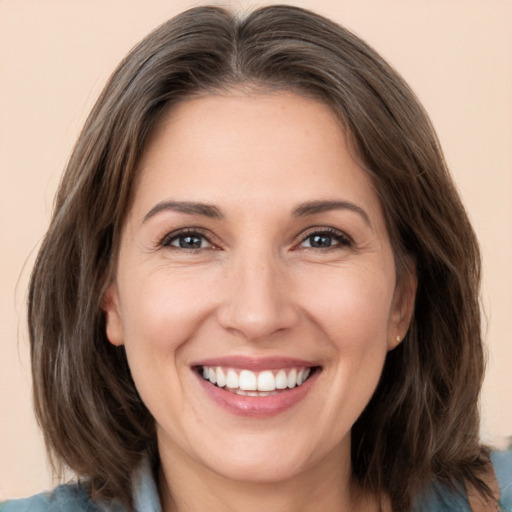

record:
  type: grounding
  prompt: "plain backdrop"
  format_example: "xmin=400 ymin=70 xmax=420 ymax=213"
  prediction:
xmin=1 ymin=0 xmax=511 ymax=499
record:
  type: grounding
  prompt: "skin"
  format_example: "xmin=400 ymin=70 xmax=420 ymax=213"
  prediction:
xmin=104 ymin=92 xmax=416 ymax=512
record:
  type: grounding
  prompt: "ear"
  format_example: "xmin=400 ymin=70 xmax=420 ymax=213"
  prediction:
xmin=103 ymin=282 xmax=124 ymax=346
xmin=387 ymin=260 xmax=417 ymax=351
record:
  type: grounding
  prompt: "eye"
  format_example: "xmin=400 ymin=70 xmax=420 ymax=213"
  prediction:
xmin=299 ymin=229 xmax=351 ymax=249
xmin=161 ymin=230 xmax=213 ymax=250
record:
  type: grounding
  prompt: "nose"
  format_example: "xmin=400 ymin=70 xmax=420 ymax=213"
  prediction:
xmin=217 ymin=251 xmax=299 ymax=341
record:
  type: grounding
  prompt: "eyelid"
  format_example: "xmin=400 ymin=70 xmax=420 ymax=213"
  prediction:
xmin=155 ymin=225 xmax=352 ymax=251
xmin=159 ymin=227 xmax=217 ymax=249
xmin=295 ymin=226 xmax=353 ymax=249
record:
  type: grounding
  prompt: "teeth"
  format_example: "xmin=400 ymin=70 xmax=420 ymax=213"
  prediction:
xmin=287 ymin=369 xmax=297 ymax=388
xmin=226 ymin=369 xmax=238 ymax=389
xmin=215 ymin=367 xmax=226 ymax=388
xmin=233 ymin=389 xmax=279 ymax=397
xmin=200 ymin=365 xmax=313 ymax=392
xmin=239 ymin=370 xmax=257 ymax=391
xmin=257 ymin=370 xmax=275 ymax=391
xmin=275 ymin=369 xmax=288 ymax=389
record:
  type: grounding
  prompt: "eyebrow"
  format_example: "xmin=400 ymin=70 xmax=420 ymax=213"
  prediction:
xmin=293 ymin=200 xmax=371 ymax=226
xmin=142 ymin=201 xmax=224 ymax=223
xmin=142 ymin=199 xmax=370 ymax=226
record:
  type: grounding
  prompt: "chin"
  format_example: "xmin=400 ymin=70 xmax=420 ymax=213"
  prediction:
xmin=207 ymin=453 xmax=312 ymax=484
xmin=197 ymin=429 xmax=341 ymax=485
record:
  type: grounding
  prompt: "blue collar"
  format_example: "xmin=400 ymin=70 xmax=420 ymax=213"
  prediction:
xmin=132 ymin=457 xmax=162 ymax=512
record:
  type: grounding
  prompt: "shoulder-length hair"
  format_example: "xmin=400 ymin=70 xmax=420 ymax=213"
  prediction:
xmin=29 ymin=5 xmax=489 ymax=511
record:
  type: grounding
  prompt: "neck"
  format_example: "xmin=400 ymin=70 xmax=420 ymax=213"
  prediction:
xmin=157 ymin=439 xmax=377 ymax=512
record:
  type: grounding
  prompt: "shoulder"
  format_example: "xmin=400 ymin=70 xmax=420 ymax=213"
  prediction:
xmin=0 ymin=483 xmax=126 ymax=512
xmin=1 ymin=456 xmax=158 ymax=512
xmin=413 ymin=451 xmax=512 ymax=512
xmin=491 ymin=450 xmax=512 ymax=510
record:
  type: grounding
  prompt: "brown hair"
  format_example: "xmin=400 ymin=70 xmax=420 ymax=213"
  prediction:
xmin=28 ymin=5 xmax=491 ymax=511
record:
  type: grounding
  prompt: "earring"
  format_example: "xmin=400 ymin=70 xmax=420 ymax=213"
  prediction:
xmin=396 ymin=335 xmax=401 ymax=343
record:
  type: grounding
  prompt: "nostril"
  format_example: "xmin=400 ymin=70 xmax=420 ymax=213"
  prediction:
xmin=216 ymin=299 xmax=300 ymax=341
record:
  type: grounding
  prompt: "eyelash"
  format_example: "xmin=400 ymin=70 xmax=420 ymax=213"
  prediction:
xmin=296 ymin=227 xmax=353 ymax=250
xmin=159 ymin=228 xmax=215 ymax=250
xmin=158 ymin=227 xmax=353 ymax=251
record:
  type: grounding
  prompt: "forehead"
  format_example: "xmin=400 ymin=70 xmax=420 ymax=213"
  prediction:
xmin=131 ymin=92 xmax=383 ymax=226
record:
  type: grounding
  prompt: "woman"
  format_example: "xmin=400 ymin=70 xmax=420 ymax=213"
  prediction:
xmin=2 ymin=5 xmax=510 ymax=512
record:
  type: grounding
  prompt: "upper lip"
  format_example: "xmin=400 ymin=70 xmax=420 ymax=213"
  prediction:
xmin=191 ymin=356 xmax=320 ymax=371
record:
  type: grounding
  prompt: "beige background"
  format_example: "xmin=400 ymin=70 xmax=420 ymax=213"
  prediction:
xmin=1 ymin=0 xmax=511 ymax=500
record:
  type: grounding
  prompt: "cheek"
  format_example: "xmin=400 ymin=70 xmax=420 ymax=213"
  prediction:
xmin=119 ymin=268 xmax=213 ymax=350
xmin=117 ymin=272 xmax=211 ymax=419
xmin=288 ymin=266 xmax=394 ymax=454
xmin=298 ymin=264 xmax=395 ymax=345
xmin=114 ymin=275 xmax=201 ymax=406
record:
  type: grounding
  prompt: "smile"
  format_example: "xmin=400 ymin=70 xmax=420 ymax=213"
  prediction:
xmin=199 ymin=366 xmax=312 ymax=396
xmin=193 ymin=358 xmax=321 ymax=417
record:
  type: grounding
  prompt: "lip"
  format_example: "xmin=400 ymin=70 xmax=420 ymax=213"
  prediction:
xmin=192 ymin=356 xmax=321 ymax=417
xmin=191 ymin=355 xmax=319 ymax=371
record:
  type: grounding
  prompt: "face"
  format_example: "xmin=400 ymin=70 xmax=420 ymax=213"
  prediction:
xmin=105 ymin=92 xmax=415 ymax=487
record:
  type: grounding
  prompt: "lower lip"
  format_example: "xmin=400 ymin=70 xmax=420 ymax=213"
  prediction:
xmin=195 ymin=370 xmax=319 ymax=417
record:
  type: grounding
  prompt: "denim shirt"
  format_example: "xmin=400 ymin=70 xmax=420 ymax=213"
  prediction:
xmin=2 ymin=452 xmax=511 ymax=511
